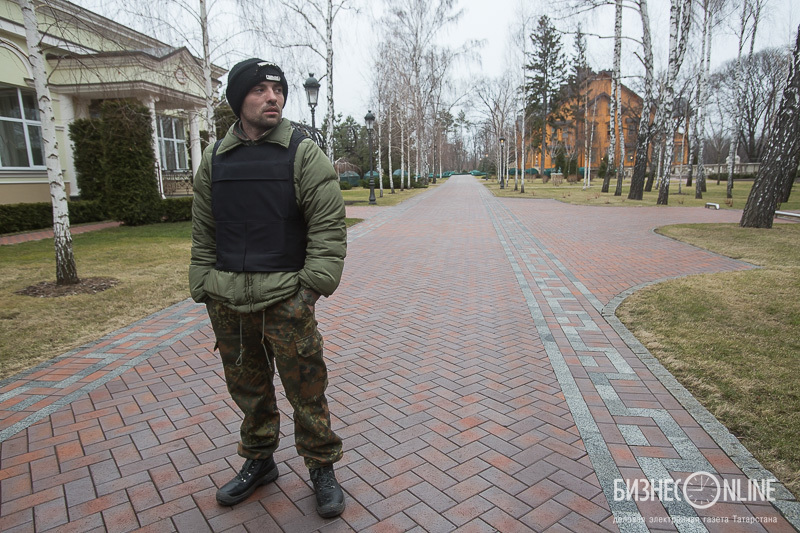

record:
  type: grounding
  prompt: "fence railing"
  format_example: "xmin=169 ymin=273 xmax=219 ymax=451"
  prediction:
xmin=670 ymin=162 xmax=760 ymax=177
xmin=162 ymin=170 xmax=194 ymax=197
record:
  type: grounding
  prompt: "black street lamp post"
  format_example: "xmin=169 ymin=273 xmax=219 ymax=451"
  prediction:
xmin=365 ymin=110 xmax=377 ymax=205
xmin=303 ymin=73 xmax=320 ymax=130
xmin=499 ymin=137 xmax=505 ymax=189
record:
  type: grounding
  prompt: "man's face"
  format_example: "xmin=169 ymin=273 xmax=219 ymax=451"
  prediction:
xmin=239 ymin=81 xmax=284 ymax=138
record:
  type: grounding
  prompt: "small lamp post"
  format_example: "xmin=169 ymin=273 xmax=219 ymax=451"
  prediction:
xmin=365 ymin=110 xmax=377 ymax=205
xmin=303 ymin=73 xmax=320 ymax=130
xmin=499 ymin=137 xmax=505 ymax=189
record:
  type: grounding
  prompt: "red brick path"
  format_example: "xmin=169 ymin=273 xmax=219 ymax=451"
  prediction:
xmin=0 ymin=222 xmax=122 ymax=245
xmin=0 ymin=176 xmax=796 ymax=532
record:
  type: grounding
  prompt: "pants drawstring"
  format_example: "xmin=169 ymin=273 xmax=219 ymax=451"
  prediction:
xmin=261 ymin=310 xmax=274 ymax=374
xmin=235 ymin=317 xmax=244 ymax=366
xmin=234 ymin=312 xmax=273 ymax=372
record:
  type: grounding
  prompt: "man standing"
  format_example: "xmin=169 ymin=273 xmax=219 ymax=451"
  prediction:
xmin=190 ymin=58 xmax=346 ymax=518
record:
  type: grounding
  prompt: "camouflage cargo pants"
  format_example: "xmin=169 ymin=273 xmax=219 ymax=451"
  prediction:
xmin=206 ymin=291 xmax=342 ymax=469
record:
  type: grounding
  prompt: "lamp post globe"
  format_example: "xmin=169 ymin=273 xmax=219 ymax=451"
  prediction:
xmin=303 ymin=73 xmax=320 ymax=130
xmin=365 ymin=110 xmax=377 ymax=205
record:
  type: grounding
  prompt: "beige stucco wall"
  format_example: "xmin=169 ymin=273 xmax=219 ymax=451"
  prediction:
xmin=0 ymin=31 xmax=79 ymax=205
xmin=0 ymin=0 xmax=222 ymax=206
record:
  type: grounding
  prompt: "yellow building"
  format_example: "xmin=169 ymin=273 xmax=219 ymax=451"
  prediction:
xmin=531 ymin=71 xmax=688 ymax=173
xmin=0 ymin=0 xmax=224 ymax=204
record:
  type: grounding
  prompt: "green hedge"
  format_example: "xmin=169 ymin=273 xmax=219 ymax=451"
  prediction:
xmin=161 ymin=197 xmax=193 ymax=222
xmin=0 ymin=200 xmax=106 ymax=234
xmin=0 ymin=198 xmax=193 ymax=235
xmin=68 ymin=118 xmax=105 ymax=201
xmin=101 ymin=101 xmax=162 ymax=226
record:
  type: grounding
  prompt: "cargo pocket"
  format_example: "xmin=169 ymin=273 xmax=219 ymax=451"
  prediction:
xmin=296 ymin=330 xmax=326 ymax=402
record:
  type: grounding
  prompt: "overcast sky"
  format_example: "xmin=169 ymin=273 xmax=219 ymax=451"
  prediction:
xmin=323 ymin=0 xmax=799 ymax=123
xmin=73 ymin=0 xmax=799 ymax=127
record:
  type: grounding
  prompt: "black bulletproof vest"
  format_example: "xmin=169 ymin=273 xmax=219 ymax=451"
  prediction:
xmin=211 ymin=131 xmax=307 ymax=272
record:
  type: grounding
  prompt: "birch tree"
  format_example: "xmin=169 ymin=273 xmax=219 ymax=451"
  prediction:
xmin=199 ymin=0 xmax=216 ymax=144
xmin=740 ymin=25 xmax=800 ymax=228
xmin=19 ymin=0 xmax=78 ymax=285
xmin=247 ymin=0 xmax=356 ymax=161
xmin=628 ymin=0 xmax=655 ymax=199
xmin=656 ymin=0 xmax=694 ymax=205
xmin=612 ymin=0 xmax=625 ymax=195
xmin=725 ymin=0 xmax=765 ymax=198
xmin=119 ymin=0 xmax=231 ymax=144
xmin=693 ymin=0 xmax=722 ymax=199
xmin=477 ymin=76 xmax=515 ymax=182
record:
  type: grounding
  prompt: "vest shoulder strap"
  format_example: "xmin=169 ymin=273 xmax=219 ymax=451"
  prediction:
xmin=288 ymin=128 xmax=307 ymax=171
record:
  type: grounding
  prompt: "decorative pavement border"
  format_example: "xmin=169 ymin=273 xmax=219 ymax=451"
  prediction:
xmin=0 ymin=300 xmax=209 ymax=444
xmin=603 ymin=283 xmax=800 ymax=529
xmin=481 ymin=186 xmax=799 ymax=532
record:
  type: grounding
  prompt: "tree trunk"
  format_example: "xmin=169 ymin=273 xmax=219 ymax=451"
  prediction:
xmin=740 ymin=25 xmax=800 ymax=228
xmin=657 ymin=0 xmax=693 ymax=205
xmin=695 ymin=3 xmax=712 ymax=199
xmin=324 ymin=0 xmax=335 ymax=161
xmin=629 ymin=0 xmax=654 ymax=200
xmin=726 ymin=0 xmax=753 ymax=199
xmin=612 ymin=0 xmax=625 ymax=196
xmin=400 ymin=111 xmax=405 ymax=190
xmin=388 ymin=103 xmax=395 ymax=193
xmin=20 ymin=0 xmax=79 ymax=285
xmin=377 ymin=108 xmax=384 ymax=197
xmin=199 ymin=0 xmax=215 ymax=145
xmin=603 ymin=69 xmax=616 ymax=193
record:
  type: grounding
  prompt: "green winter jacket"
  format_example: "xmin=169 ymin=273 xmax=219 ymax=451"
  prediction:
xmin=189 ymin=118 xmax=347 ymax=313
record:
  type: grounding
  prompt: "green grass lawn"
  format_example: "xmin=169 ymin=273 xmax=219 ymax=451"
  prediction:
xmin=617 ymin=223 xmax=800 ymax=499
xmin=483 ymin=175 xmax=800 ymax=211
xmin=0 ymin=218 xmax=362 ymax=380
xmin=339 ymin=180 xmax=441 ymax=207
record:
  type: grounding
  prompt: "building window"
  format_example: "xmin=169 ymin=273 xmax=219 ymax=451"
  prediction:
xmin=157 ymin=115 xmax=188 ymax=170
xmin=0 ymin=86 xmax=44 ymax=169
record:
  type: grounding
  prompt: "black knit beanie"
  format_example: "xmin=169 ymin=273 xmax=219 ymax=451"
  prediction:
xmin=225 ymin=58 xmax=289 ymax=117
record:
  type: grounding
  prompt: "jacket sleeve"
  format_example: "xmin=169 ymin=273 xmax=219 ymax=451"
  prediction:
xmin=296 ymin=139 xmax=347 ymax=297
xmin=189 ymin=145 xmax=217 ymax=303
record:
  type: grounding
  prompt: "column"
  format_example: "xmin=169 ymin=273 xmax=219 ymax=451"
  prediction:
xmin=146 ymin=96 xmax=165 ymax=199
xmin=56 ymin=92 xmax=78 ymax=198
xmin=188 ymin=108 xmax=202 ymax=178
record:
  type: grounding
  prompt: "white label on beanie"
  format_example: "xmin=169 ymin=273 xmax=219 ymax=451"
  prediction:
xmin=264 ymin=74 xmax=281 ymax=81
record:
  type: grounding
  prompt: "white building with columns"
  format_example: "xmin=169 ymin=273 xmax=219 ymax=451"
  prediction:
xmin=0 ymin=0 xmax=224 ymax=204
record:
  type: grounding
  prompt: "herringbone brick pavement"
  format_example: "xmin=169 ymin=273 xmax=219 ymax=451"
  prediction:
xmin=0 ymin=176 xmax=796 ymax=532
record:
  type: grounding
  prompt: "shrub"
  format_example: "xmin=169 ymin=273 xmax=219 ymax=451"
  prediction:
xmin=68 ymin=200 xmax=108 ymax=224
xmin=69 ymin=118 xmax=106 ymax=201
xmin=161 ymin=197 xmax=193 ymax=222
xmin=339 ymin=181 xmax=352 ymax=190
xmin=101 ymin=101 xmax=162 ymax=226
xmin=0 ymin=200 xmax=108 ymax=234
xmin=381 ymin=176 xmax=403 ymax=189
xmin=0 ymin=203 xmax=52 ymax=233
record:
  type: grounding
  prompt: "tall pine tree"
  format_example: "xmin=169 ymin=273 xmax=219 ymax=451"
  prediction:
xmin=525 ymin=15 xmax=567 ymax=176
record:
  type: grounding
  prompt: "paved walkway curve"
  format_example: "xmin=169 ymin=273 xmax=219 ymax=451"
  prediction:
xmin=1 ymin=175 xmax=797 ymax=532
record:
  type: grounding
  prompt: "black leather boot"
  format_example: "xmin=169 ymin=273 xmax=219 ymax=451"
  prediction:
xmin=216 ymin=457 xmax=279 ymax=506
xmin=310 ymin=464 xmax=345 ymax=518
